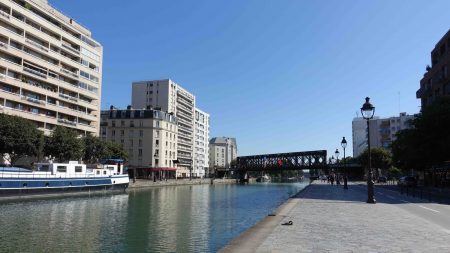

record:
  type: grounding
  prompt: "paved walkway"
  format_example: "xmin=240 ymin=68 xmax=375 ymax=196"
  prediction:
xmin=222 ymin=181 xmax=450 ymax=253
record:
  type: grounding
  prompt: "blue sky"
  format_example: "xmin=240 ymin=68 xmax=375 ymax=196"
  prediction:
xmin=53 ymin=0 xmax=450 ymax=156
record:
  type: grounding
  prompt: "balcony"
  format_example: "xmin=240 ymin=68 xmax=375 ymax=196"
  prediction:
xmin=23 ymin=66 xmax=47 ymax=78
xmin=0 ymin=9 xmax=9 ymax=20
xmin=416 ymin=88 xmax=422 ymax=99
xmin=57 ymin=118 xmax=77 ymax=126
xmin=25 ymin=39 xmax=48 ymax=52
xmin=0 ymin=41 xmax=8 ymax=49
xmin=60 ymin=68 xmax=79 ymax=78
xmin=62 ymin=42 xmax=80 ymax=55
xmin=21 ymin=95 xmax=46 ymax=105
xmin=59 ymin=93 xmax=78 ymax=102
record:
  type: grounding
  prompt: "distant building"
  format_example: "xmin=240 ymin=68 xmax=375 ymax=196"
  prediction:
xmin=0 ymin=0 xmax=103 ymax=136
xmin=194 ymin=108 xmax=209 ymax=178
xmin=131 ymin=79 xmax=195 ymax=178
xmin=352 ymin=113 xmax=414 ymax=157
xmin=209 ymin=137 xmax=237 ymax=175
xmin=100 ymin=106 xmax=178 ymax=179
xmin=417 ymin=30 xmax=450 ymax=108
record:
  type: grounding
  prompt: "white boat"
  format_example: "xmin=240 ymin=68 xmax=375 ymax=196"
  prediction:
xmin=0 ymin=160 xmax=129 ymax=197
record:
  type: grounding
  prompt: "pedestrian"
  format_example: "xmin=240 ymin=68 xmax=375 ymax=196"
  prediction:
xmin=330 ymin=175 xmax=334 ymax=185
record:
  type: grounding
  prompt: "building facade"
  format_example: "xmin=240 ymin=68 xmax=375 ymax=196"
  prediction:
xmin=352 ymin=113 xmax=414 ymax=157
xmin=100 ymin=106 xmax=178 ymax=179
xmin=417 ymin=30 xmax=450 ymax=108
xmin=208 ymin=137 xmax=237 ymax=176
xmin=131 ymin=79 xmax=195 ymax=178
xmin=194 ymin=108 xmax=209 ymax=178
xmin=0 ymin=0 xmax=103 ymax=136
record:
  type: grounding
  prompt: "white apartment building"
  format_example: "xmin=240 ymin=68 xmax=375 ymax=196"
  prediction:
xmin=194 ymin=108 xmax=209 ymax=178
xmin=132 ymin=79 xmax=195 ymax=178
xmin=100 ymin=106 xmax=178 ymax=179
xmin=352 ymin=113 xmax=414 ymax=157
xmin=209 ymin=137 xmax=237 ymax=175
xmin=0 ymin=0 xmax=103 ymax=136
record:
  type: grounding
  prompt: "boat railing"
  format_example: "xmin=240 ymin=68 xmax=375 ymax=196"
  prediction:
xmin=0 ymin=171 xmax=126 ymax=179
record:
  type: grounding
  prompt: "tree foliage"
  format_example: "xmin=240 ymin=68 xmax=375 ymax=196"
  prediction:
xmin=0 ymin=114 xmax=43 ymax=165
xmin=392 ymin=97 xmax=450 ymax=171
xmin=357 ymin=147 xmax=392 ymax=170
xmin=45 ymin=126 xmax=84 ymax=162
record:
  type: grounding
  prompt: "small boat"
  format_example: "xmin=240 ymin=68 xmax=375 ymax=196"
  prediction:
xmin=0 ymin=160 xmax=129 ymax=197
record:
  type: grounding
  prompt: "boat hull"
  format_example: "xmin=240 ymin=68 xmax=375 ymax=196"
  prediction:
xmin=0 ymin=176 xmax=129 ymax=197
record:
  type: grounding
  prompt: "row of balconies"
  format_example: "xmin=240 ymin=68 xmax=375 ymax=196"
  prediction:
xmin=0 ymin=51 xmax=98 ymax=108
xmin=0 ymin=12 xmax=100 ymax=80
xmin=8 ymin=0 xmax=101 ymax=51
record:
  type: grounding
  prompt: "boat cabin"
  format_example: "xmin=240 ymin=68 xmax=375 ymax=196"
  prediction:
xmin=36 ymin=161 xmax=87 ymax=176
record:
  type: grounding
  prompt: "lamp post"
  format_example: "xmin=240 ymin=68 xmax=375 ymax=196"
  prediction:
xmin=335 ymin=149 xmax=340 ymax=185
xmin=361 ymin=97 xmax=376 ymax=204
xmin=153 ymin=153 xmax=158 ymax=182
xmin=341 ymin=137 xmax=348 ymax=190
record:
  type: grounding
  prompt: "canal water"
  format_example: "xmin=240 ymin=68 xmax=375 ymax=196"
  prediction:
xmin=0 ymin=182 xmax=308 ymax=252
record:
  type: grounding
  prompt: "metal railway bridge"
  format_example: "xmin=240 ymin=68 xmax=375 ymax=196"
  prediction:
xmin=234 ymin=150 xmax=328 ymax=181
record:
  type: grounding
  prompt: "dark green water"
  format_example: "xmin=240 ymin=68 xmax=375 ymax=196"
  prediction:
xmin=0 ymin=182 xmax=308 ymax=252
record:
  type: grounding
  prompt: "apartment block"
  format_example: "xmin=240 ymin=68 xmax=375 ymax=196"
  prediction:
xmin=209 ymin=137 xmax=237 ymax=175
xmin=417 ymin=29 xmax=450 ymax=108
xmin=132 ymin=79 xmax=195 ymax=178
xmin=0 ymin=0 xmax=102 ymax=136
xmin=352 ymin=113 xmax=414 ymax=157
xmin=194 ymin=108 xmax=209 ymax=178
xmin=100 ymin=106 xmax=178 ymax=179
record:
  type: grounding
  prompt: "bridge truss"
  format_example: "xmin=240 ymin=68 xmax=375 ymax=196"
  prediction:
xmin=236 ymin=150 xmax=327 ymax=171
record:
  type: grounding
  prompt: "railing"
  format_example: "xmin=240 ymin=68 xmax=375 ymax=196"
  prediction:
xmin=25 ymin=39 xmax=49 ymax=52
xmin=60 ymin=68 xmax=78 ymax=78
xmin=57 ymin=118 xmax=77 ymax=126
xmin=0 ymin=41 xmax=8 ymax=49
xmin=0 ymin=9 xmax=10 ymax=19
xmin=59 ymin=93 xmax=78 ymax=102
xmin=62 ymin=42 xmax=80 ymax=54
xmin=21 ymin=95 xmax=45 ymax=105
xmin=23 ymin=66 xmax=47 ymax=78
xmin=399 ymin=185 xmax=450 ymax=205
xmin=0 ymin=171 xmax=126 ymax=179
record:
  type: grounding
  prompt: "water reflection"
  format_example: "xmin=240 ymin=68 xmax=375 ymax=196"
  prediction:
xmin=0 ymin=182 xmax=307 ymax=252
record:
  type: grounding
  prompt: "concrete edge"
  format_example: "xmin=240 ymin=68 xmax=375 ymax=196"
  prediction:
xmin=218 ymin=183 xmax=312 ymax=253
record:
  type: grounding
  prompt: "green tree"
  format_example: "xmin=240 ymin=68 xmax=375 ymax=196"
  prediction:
xmin=83 ymin=134 xmax=108 ymax=164
xmin=0 ymin=114 xmax=43 ymax=166
xmin=105 ymin=141 xmax=128 ymax=161
xmin=392 ymin=97 xmax=450 ymax=171
xmin=358 ymin=147 xmax=392 ymax=171
xmin=45 ymin=126 xmax=83 ymax=162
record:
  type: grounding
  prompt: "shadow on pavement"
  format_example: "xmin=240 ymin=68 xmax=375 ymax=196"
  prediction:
xmin=293 ymin=182 xmax=450 ymax=205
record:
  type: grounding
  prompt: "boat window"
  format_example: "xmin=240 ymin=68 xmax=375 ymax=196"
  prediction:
xmin=75 ymin=166 xmax=83 ymax=173
xmin=103 ymin=171 xmax=107 ymax=175
xmin=39 ymin=165 xmax=50 ymax=171
xmin=57 ymin=166 xmax=67 ymax=172
xmin=107 ymin=166 xmax=114 ymax=170
xmin=96 ymin=170 xmax=100 ymax=175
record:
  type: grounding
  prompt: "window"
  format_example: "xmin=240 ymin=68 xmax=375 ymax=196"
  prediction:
xmin=103 ymin=171 xmax=107 ymax=175
xmin=57 ymin=166 xmax=67 ymax=173
xmin=139 ymin=139 xmax=142 ymax=147
xmin=80 ymin=70 xmax=89 ymax=79
xmin=130 ymin=120 xmax=134 ymax=127
xmin=112 ymin=130 xmax=115 ymax=137
xmin=121 ymin=121 xmax=125 ymax=127
xmin=120 ymin=130 xmax=124 ymax=137
xmin=156 ymin=140 xmax=159 ymax=147
xmin=112 ymin=121 xmax=116 ymax=127
xmin=138 ymin=149 xmax=143 ymax=157
xmin=96 ymin=170 xmax=100 ymax=175
xmin=75 ymin=166 xmax=83 ymax=173
xmin=139 ymin=130 xmax=143 ymax=137
xmin=139 ymin=120 xmax=143 ymax=127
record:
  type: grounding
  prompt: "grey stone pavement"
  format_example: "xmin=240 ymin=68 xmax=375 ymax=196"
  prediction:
xmin=254 ymin=181 xmax=450 ymax=253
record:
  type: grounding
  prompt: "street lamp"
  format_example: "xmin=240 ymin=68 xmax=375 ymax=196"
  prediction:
xmin=153 ymin=152 xmax=158 ymax=182
xmin=361 ymin=97 xmax=376 ymax=204
xmin=341 ymin=137 xmax=348 ymax=190
xmin=335 ymin=149 xmax=340 ymax=184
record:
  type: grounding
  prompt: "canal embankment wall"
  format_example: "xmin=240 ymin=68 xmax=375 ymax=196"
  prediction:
xmin=129 ymin=178 xmax=237 ymax=188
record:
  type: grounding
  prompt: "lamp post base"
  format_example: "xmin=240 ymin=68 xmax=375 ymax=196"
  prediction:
xmin=367 ymin=179 xmax=376 ymax=204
